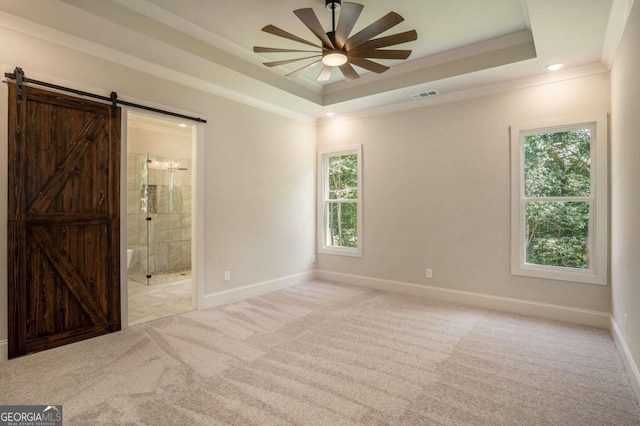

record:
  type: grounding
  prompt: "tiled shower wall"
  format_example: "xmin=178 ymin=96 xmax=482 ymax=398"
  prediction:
xmin=127 ymin=153 xmax=192 ymax=276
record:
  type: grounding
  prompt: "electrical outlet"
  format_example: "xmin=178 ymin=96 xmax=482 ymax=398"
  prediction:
xmin=426 ymin=269 xmax=433 ymax=279
xmin=625 ymin=313 xmax=629 ymax=332
xmin=224 ymin=270 xmax=231 ymax=281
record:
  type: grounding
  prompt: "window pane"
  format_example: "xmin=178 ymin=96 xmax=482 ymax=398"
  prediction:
xmin=525 ymin=201 xmax=589 ymax=269
xmin=524 ymin=129 xmax=591 ymax=197
xmin=327 ymin=202 xmax=358 ymax=248
xmin=328 ymin=154 xmax=358 ymax=200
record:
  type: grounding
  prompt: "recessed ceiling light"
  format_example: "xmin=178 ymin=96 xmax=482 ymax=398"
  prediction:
xmin=547 ymin=63 xmax=563 ymax=71
xmin=326 ymin=112 xmax=335 ymax=117
xmin=178 ymin=123 xmax=188 ymax=128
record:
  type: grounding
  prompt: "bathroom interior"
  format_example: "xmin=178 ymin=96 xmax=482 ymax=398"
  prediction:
xmin=126 ymin=112 xmax=194 ymax=326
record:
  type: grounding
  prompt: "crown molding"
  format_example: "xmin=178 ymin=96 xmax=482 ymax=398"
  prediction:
xmin=602 ymin=0 xmax=635 ymax=68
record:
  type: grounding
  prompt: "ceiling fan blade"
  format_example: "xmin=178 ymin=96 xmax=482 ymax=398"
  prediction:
xmin=317 ymin=65 xmax=333 ymax=81
xmin=254 ymin=46 xmax=321 ymax=54
xmin=286 ymin=60 xmax=322 ymax=77
xmin=294 ymin=8 xmax=335 ymax=49
xmin=348 ymin=57 xmax=390 ymax=74
xmin=352 ymin=30 xmax=418 ymax=51
xmin=335 ymin=2 xmax=364 ymax=48
xmin=263 ymin=55 xmax=321 ymax=67
xmin=262 ymin=24 xmax=323 ymax=49
xmin=339 ymin=63 xmax=360 ymax=80
xmin=349 ymin=49 xmax=412 ymax=60
xmin=345 ymin=12 xmax=404 ymax=50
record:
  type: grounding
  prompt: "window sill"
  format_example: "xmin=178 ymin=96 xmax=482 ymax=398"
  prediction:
xmin=318 ymin=246 xmax=362 ymax=258
xmin=511 ymin=264 xmax=607 ymax=285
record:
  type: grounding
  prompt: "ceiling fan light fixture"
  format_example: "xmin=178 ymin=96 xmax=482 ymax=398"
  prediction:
xmin=322 ymin=50 xmax=348 ymax=66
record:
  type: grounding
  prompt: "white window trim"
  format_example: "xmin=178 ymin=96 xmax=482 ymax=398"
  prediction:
xmin=317 ymin=145 xmax=363 ymax=257
xmin=510 ymin=114 xmax=608 ymax=285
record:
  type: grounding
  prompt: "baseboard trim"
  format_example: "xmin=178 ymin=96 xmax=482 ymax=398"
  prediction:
xmin=315 ymin=270 xmax=611 ymax=329
xmin=611 ymin=316 xmax=640 ymax=404
xmin=200 ymin=271 xmax=315 ymax=310
xmin=0 ymin=340 xmax=7 ymax=362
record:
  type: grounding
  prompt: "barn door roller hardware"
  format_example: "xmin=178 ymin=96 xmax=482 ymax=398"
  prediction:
xmin=9 ymin=67 xmax=25 ymax=101
xmin=4 ymin=67 xmax=207 ymax=124
xmin=110 ymin=92 xmax=118 ymax=119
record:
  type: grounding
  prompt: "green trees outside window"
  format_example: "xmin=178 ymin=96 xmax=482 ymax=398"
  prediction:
xmin=523 ymin=129 xmax=592 ymax=269
xmin=326 ymin=153 xmax=358 ymax=248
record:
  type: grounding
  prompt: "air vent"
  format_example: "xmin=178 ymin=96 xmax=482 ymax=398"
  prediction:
xmin=409 ymin=90 xmax=440 ymax=100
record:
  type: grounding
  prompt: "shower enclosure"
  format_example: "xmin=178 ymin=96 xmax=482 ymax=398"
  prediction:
xmin=127 ymin=153 xmax=192 ymax=285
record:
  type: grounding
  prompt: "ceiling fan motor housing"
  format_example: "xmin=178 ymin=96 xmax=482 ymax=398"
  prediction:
xmin=325 ymin=31 xmax=338 ymax=48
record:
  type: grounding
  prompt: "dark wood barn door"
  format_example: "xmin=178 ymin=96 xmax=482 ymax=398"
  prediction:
xmin=7 ymin=83 xmax=121 ymax=358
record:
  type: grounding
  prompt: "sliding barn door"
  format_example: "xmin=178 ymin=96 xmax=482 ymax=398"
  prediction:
xmin=7 ymin=83 xmax=121 ymax=358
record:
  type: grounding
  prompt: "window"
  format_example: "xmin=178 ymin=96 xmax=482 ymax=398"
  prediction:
xmin=510 ymin=116 xmax=607 ymax=285
xmin=318 ymin=145 xmax=362 ymax=257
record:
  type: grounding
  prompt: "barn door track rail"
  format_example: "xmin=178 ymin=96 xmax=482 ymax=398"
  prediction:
xmin=4 ymin=67 xmax=207 ymax=123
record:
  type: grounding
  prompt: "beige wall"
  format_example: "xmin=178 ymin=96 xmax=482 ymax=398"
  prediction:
xmin=204 ymin=103 xmax=317 ymax=292
xmin=611 ymin=1 xmax=640 ymax=374
xmin=0 ymin=27 xmax=317 ymax=348
xmin=318 ymin=73 xmax=611 ymax=312
xmin=128 ymin=125 xmax=192 ymax=159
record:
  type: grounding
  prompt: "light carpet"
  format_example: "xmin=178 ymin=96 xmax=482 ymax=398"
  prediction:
xmin=1 ymin=280 xmax=639 ymax=425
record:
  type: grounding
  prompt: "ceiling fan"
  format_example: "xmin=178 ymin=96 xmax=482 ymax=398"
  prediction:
xmin=253 ymin=0 xmax=418 ymax=81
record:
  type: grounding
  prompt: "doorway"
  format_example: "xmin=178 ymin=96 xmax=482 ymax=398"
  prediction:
xmin=125 ymin=112 xmax=196 ymax=325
